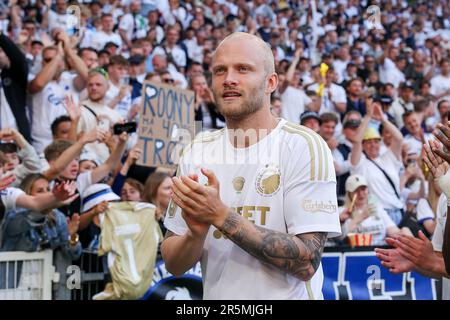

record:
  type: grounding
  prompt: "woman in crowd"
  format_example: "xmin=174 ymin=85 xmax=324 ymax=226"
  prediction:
xmin=120 ymin=178 xmax=144 ymax=202
xmin=144 ymin=172 xmax=173 ymax=235
xmin=1 ymin=173 xmax=80 ymax=290
xmin=339 ymin=174 xmax=411 ymax=246
xmin=1 ymin=173 xmax=81 ymax=257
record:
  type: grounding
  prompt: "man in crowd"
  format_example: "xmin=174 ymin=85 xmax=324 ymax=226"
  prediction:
xmin=350 ymin=99 xmax=405 ymax=226
xmin=0 ymin=31 xmax=31 ymax=141
xmin=28 ymin=31 xmax=88 ymax=154
xmin=77 ymin=69 xmax=123 ymax=164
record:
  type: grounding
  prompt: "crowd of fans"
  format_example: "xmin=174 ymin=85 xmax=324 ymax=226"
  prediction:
xmin=0 ymin=0 xmax=449 ymax=297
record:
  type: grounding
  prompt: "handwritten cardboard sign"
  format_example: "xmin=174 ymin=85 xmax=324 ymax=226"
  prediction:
xmin=137 ymin=81 xmax=195 ymax=168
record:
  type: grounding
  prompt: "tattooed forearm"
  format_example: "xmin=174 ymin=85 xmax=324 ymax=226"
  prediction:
xmin=219 ymin=210 xmax=327 ymax=281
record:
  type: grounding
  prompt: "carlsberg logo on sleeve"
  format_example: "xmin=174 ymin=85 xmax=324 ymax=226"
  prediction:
xmin=302 ymin=199 xmax=337 ymax=214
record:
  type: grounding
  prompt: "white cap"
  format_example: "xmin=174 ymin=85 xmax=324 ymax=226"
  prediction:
xmin=81 ymin=183 xmax=120 ymax=212
xmin=79 ymin=151 xmax=100 ymax=166
xmin=345 ymin=174 xmax=368 ymax=193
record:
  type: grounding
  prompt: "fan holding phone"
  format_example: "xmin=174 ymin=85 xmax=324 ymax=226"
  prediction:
xmin=76 ymin=69 xmax=124 ymax=164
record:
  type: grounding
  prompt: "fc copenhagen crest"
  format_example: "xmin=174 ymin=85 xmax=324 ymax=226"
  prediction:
xmin=255 ymin=164 xmax=281 ymax=196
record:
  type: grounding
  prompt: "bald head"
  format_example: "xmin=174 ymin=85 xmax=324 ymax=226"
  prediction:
xmin=152 ymin=54 xmax=168 ymax=72
xmin=213 ymin=32 xmax=275 ymax=75
xmin=210 ymin=32 xmax=278 ymax=122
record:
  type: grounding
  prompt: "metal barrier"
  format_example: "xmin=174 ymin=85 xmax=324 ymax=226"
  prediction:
xmin=0 ymin=250 xmax=55 ymax=300
xmin=0 ymin=247 xmax=442 ymax=300
xmin=70 ymin=250 xmax=107 ymax=300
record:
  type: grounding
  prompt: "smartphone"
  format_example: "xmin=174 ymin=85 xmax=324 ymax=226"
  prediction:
xmin=113 ymin=122 xmax=137 ymax=135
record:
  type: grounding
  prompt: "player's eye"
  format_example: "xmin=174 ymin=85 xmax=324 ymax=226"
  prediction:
xmin=214 ymin=67 xmax=225 ymax=75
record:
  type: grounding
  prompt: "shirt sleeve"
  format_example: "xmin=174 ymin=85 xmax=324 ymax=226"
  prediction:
xmin=332 ymin=85 xmax=347 ymax=104
xmin=429 ymin=77 xmax=438 ymax=96
xmin=14 ymin=141 xmax=43 ymax=183
xmin=119 ymin=14 xmax=132 ymax=31
xmin=163 ymin=160 xmax=189 ymax=236
xmin=378 ymin=206 xmax=396 ymax=229
xmin=432 ymin=194 xmax=447 ymax=252
xmin=382 ymin=148 xmax=403 ymax=171
xmin=416 ymin=198 xmax=435 ymax=224
xmin=1 ymin=187 xmax=25 ymax=212
xmin=283 ymin=135 xmax=342 ymax=238
xmin=301 ymin=90 xmax=313 ymax=106
xmin=349 ymin=151 xmax=367 ymax=174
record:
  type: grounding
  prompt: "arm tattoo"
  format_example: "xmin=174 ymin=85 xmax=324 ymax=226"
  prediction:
xmin=219 ymin=210 xmax=327 ymax=281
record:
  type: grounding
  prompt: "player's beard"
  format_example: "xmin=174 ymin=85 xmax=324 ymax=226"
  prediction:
xmin=215 ymin=80 xmax=266 ymax=121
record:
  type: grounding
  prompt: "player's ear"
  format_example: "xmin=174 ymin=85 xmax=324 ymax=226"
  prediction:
xmin=266 ymin=72 xmax=278 ymax=94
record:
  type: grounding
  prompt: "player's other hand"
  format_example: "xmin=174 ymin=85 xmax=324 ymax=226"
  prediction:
xmin=171 ymin=169 xmax=229 ymax=232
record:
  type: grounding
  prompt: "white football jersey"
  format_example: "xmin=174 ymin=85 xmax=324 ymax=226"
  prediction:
xmin=165 ymin=119 xmax=341 ymax=300
xmin=432 ymin=194 xmax=450 ymax=300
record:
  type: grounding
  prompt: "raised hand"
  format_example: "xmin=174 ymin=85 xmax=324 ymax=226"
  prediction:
xmin=52 ymin=180 xmax=78 ymax=202
xmin=294 ymin=47 xmax=303 ymax=60
xmin=127 ymin=103 xmax=141 ymax=121
xmin=118 ymin=85 xmax=132 ymax=100
xmin=118 ymin=131 xmax=129 ymax=143
xmin=67 ymin=213 xmax=80 ymax=236
xmin=0 ymin=171 xmax=16 ymax=191
xmin=365 ymin=97 xmax=374 ymax=118
xmin=203 ymin=87 xmax=215 ymax=104
xmin=194 ymin=91 xmax=203 ymax=111
xmin=64 ymin=95 xmax=81 ymax=121
xmin=0 ymin=128 xmax=19 ymax=142
xmin=57 ymin=40 xmax=65 ymax=58
xmin=81 ymin=127 xmax=108 ymax=144
xmin=17 ymin=29 xmax=30 ymax=45
xmin=371 ymin=101 xmax=384 ymax=121
xmin=56 ymin=30 xmax=71 ymax=49
xmin=125 ymin=146 xmax=142 ymax=166
xmin=327 ymin=137 xmax=338 ymax=150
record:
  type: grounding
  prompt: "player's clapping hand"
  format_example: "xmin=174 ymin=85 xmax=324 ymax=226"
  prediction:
xmin=170 ymin=173 xmax=210 ymax=237
xmin=432 ymin=121 xmax=450 ymax=163
xmin=423 ymin=140 xmax=449 ymax=179
xmin=171 ymin=168 xmax=229 ymax=233
xmin=390 ymin=231 xmax=435 ymax=269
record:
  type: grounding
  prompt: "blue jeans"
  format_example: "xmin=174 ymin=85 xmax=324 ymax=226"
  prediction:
xmin=384 ymin=208 xmax=404 ymax=226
